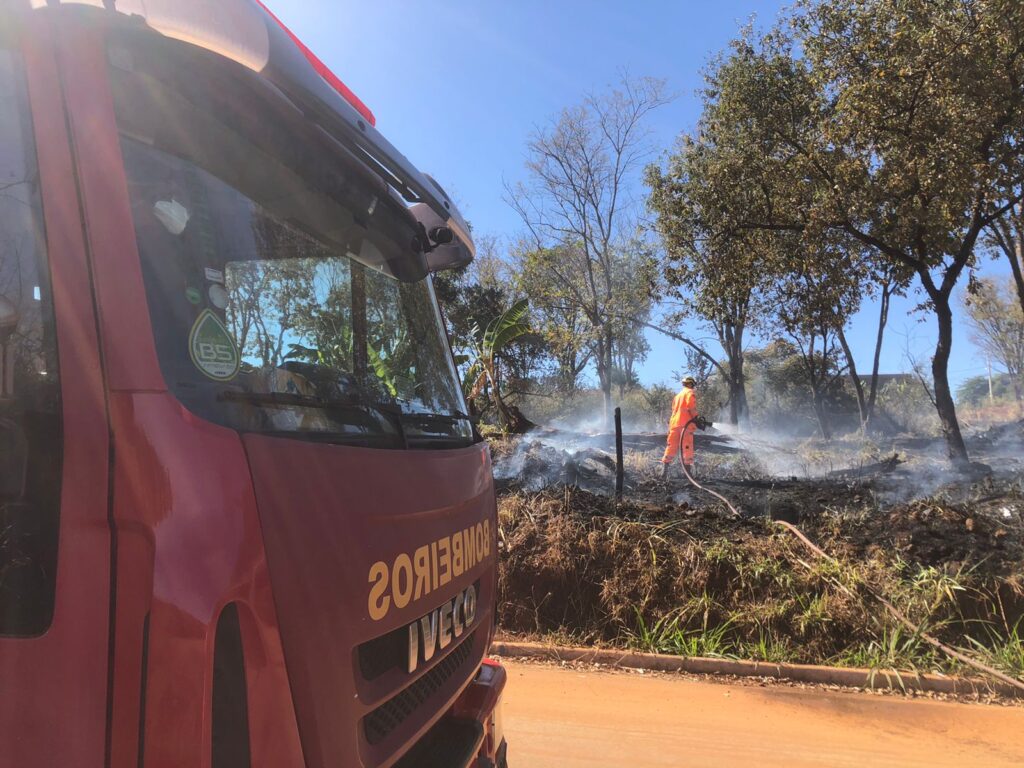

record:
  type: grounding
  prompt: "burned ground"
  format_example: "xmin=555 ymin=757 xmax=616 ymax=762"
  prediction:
xmin=493 ymin=422 xmax=1024 ymax=680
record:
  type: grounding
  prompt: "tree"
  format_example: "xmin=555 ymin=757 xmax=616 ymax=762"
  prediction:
xmin=509 ymin=240 xmax=593 ymax=395
xmin=746 ymin=339 xmax=856 ymax=436
xmin=513 ymin=238 xmax=659 ymax=411
xmin=648 ymin=120 xmax=904 ymax=432
xmin=529 ymin=296 xmax=592 ymax=394
xmin=674 ymin=1 xmax=1024 ymax=466
xmin=611 ymin=321 xmax=649 ymax=398
xmin=465 ymin=299 xmax=534 ymax=432
xmin=771 ymin=241 xmax=861 ymax=439
xmin=773 ymin=235 xmax=906 ymax=435
xmin=433 ymin=237 xmax=547 ymax=400
xmin=609 ymin=235 xmax=654 ymax=396
xmin=963 ymin=276 xmax=1024 ymax=406
xmin=796 ymin=0 xmax=1024 ymax=461
xmin=956 ymin=373 xmax=1016 ymax=407
xmin=433 ymin=235 xmax=509 ymax=356
xmin=507 ymin=76 xmax=670 ymax=427
xmin=856 ymin=264 xmax=913 ymax=433
xmin=647 ymin=143 xmax=773 ymax=426
xmin=231 ymin=215 xmax=319 ymax=371
xmin=985 ymin=192 xmax=1024 ymax=315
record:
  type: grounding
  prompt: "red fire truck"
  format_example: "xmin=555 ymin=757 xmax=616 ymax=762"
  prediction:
xmin=0 ymin=1 xmax=507 ymax=765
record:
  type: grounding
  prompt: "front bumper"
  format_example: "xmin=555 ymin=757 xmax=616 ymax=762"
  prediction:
xmin=394 ymin=659 xmax=508 ymax=768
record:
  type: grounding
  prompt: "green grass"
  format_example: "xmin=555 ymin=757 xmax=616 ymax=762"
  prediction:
xmin=627 ymin=608 xmax=738 ymax=659
xmin=743 ymin=626 xmax=798 ymax=664
xmin=965 ymin=616 xmax=1024 ymax=679
xmin=830 ymin=625 xmax=941 ymax=673
xmin=793 ymin=593 xmax=833 ymax=636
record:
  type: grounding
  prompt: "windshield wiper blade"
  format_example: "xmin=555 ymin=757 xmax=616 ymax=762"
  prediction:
xmin=398 ymin=410 xmax=482 ymax=445
xmin=398 ymin=411 xmax=474 ymax=426
xmin=218 ymin=390 xmax=330 ymax=408
xmin=218 ymin=389 xmax=384 ymax=412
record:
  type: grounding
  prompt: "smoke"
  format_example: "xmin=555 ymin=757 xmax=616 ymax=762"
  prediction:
xmin=545 ymin=412 xmax=614 ymax=435
xmin=491 ymin=409 xmax=1024 ymax=510
xmin=492 ymin=429 xmax=620 ymax=495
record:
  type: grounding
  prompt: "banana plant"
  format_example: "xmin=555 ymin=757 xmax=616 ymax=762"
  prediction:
xmin=285 ymin=322 xmax=354 ymax=369
xmin=466 ymin=298 xmax=531 ymax=432
xmin=368 ymin=342 xmax=400 ymax=397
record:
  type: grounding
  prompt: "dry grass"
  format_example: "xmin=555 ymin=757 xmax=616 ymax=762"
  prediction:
xmin=497 ymin=487 xmax=1024 ymax=678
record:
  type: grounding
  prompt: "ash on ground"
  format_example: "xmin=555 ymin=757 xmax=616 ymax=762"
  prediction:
xmin=492 ymin=438 xmax=618 ymax=495
xmin=491 ymin=420 xmax=1024 ymax=525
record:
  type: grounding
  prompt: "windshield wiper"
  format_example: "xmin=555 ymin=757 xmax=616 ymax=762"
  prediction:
xmin=398 ymin=411 xmax=475 ymax=426
xmin=397 ymin=410 xmax=481 ymax=445
xmin=217 ymin=391 xmax=482 ymax=446
xmin=217 ymin=389 xmax=408 ymax=446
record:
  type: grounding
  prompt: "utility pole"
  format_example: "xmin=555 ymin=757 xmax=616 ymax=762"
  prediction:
xmin=987 ymin=357 xmax=994 ymax=404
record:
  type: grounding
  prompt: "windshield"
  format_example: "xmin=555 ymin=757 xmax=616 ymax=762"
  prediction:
xmin=108 ymin=30 xmax=471 ymax=447
xmin=0 ymin=38 xmax=61 ymax=636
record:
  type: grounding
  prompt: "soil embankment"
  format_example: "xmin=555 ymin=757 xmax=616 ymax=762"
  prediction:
xmin=494 ymin=422 xmax=1024 ymax=681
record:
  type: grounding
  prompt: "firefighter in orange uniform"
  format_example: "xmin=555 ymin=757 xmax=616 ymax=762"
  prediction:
xmin=661 ymin=375 xmax=700 ymax=479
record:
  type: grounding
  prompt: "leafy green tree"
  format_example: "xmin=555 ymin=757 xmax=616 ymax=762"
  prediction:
xmin=542 ymin=305 xmax=593 ymax=394
xmin=433 ymin=239 xmax=547 ymax=400
xmin=856 ymin=265 xmax=913 ymax=433
xmin=768 ymin=233 xmax=910 ymax=435
xmin=956 ymin=373 xmax=1016 ymax=408
xmin=770 ymin=238 xmax=865 ymax=439
xmin=610 ymin=235 xmax=654 ymax=396
xmin=649 ymin=127 xmax=905 ymax=431
xmin=611 ymin=324 xmax=648 ymax=398
xmin=670 ymin=0 xmax=1024 ymax=466
xmin=513 ymin=240 xmax=658 ymax=411
xmin=432 ymin=237 xmax=509 ymax=358
xmin=875 ymin=377 xmax=940 ymax=435
xmin=640 ymin=383 xmax=677 ymax=427
xmin=231 ymin=215 xmax=322 ymax=370
xmin=746 ymin=340 xmax=856 ymax=436
xmin=508 ymin=241 xmax=593 ymax=394
xmin=647 ymin=146 xmax=773 ymax=426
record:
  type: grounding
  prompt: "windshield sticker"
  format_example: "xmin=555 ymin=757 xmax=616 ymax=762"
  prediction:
xmin=185 ymin=287 xmax=201 ymax=305
xmin=153 ymin=199 xmax=190 ymax=235
xmin=204 ymin=267 xmax=225 ymax=284
xmin=188 ymin=309 xmax=239 ymax=381
xmin=208 ymin=284 xmax=229 ymax=310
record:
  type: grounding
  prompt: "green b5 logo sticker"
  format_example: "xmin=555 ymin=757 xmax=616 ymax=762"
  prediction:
xmin=188 ymin=309 xmax=239 ymax=381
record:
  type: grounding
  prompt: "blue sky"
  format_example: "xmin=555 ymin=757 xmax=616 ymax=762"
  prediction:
xmin=272 ymin=0 xmax=1008 ymax=393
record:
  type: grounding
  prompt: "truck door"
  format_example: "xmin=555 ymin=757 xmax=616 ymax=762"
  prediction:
xmin=0 ymin=10 xmax=111 ymax=767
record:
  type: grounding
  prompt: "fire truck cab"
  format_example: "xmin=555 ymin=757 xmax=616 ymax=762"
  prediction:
xmin=0 ymin=1 xmax=507 ymax=766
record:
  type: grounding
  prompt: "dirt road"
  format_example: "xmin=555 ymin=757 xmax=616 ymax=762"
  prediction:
xmin=501 ymin=661 xmax=1024 ymax=767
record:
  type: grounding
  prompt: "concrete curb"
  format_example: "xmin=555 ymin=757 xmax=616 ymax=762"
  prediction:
xmin=489 ymin=641 xmax=1023 ymax=699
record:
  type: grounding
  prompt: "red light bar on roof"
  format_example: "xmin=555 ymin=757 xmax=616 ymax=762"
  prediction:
xmin=254 ymin=1 xmax=376 ymax=127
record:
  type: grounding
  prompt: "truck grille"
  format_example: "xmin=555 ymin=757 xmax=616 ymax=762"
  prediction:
xmin=358 ymin=580 xmax=481 ymax=681
xmin=358 ymin=626 xmax=406 ymax=681
xmin=363 ymin=630 xmax=477 ymax=745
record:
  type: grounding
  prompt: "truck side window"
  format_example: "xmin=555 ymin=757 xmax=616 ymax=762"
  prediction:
xmin=0 ymin=42 xmax=62 ymax=637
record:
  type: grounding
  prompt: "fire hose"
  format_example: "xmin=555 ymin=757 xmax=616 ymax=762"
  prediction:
xmin=675 ymin=418 xmax=1024 ymax=694
xmin=676 ymin=417 xmax=740 ymax=519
